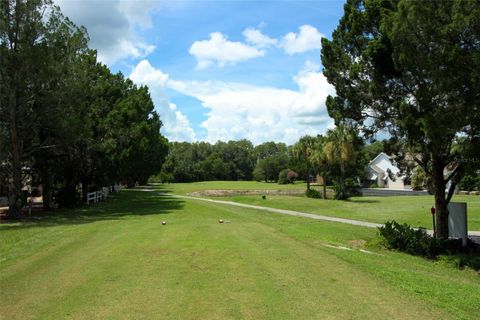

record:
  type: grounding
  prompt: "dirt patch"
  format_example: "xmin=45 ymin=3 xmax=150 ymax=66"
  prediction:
xmin=187 ymin=189 xmax=305 ymax=197
xmin=347 ymin=239 xmax=367 ymax=248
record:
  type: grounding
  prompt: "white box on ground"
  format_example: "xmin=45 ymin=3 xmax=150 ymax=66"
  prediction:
xmin=448 ymin=202 xmax=467 ymax=246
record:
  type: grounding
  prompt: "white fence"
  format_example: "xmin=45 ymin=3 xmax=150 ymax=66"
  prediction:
xmin=86 ymin=184 xmax=123 ymax=205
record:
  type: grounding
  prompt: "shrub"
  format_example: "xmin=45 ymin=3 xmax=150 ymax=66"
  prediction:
xmin=148 ymin=171 xmax=174 ymax=184
xmin=378 ymin=221 xmax=441 ymax=257
xmin=411 ymin=167 xmax=426 ymax=190
xmin=345 ymin=177 xmax=361 ymax=196
xmin=458 ymin=174 xmax=479 ymax=191
xmin=278 ymin=169 xmax=298 ymax=184
xmin=286 ymin=170 xmax=299 ymax=183
xmin=278 ymin=169 xmax=289 ymax=184
xmin=305 ymin=189 xmax=322 ymax=199
xmin=148 ymin=174 xmax=161 ymax=183
xmin=159 ymin=172 xmax=174 ymax=184
xmin=253 ymin=166 xmax=265 ymax=182
xmin=411 ymin=167 xmax=433 ymax=193
xmin=378 ymin=220 xmax=480 ymax=270
xmin=332 ymin=181 xmax=354 ymax=200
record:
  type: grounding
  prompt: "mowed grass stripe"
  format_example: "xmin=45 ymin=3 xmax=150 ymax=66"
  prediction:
xmin=185 ymin=200 xmax=453 ymax=319
xmin=0 ymin=189 xmax=476 ymax=319
xmin=212 ymin=199 xmax=479 ymax=319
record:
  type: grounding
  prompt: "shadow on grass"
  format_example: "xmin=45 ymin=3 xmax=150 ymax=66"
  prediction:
xmin=0 ymin=186 xmax=183 ymax=231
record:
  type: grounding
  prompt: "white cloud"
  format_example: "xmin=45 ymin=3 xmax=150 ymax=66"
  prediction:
xmin=243 ymin=27 xmax=278 ymax=48
xmin=163 ymin=102 xmax=197 ymax=142
xmin=168 ymin=61 xmax=335 ymax=145
xmin=55 ymin=0 xmax=158 ymax=65
xmin=118 ymin=1 xmax=159 ymax=29
xmin=129 ymin=59 xmax=169 ymax=86
xmin=280 ymin=25 xmax=324 ymax=55
xmin=189 ymin=32 xmax=265 ymax=69
xmin=189 ymin=24 xmax=325 ymax=69
xmin=128 ymin=60 xmax=335 ymax=144
xmin=129 ymin=60 xmax=196 ymax=142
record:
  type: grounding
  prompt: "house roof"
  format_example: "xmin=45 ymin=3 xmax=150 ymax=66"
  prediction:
xmin=370 ymin=164 xmax=384 ymax=174
xmin=368 ymin=152 xmax=390 ymax=165
xmin=368 ymin=152 xmax=401 ymax=176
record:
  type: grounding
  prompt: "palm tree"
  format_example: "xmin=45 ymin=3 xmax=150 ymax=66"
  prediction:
xmin=292 ymin=135 xmax=317 ymax=191
xmin=309 ymin=136 xmax=328 ymax=199
xmin=325 ymin=125 xmax=356 ymax=200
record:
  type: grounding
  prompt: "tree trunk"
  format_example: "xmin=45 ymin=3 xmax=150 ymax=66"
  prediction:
xmin=306 ymin=173 xmax=310 ymax=191
xmin=81 ymin=179 xmax=89 ymax=203
xmin=432 ymin=156 xmax=449 ymax=239
xmin=7 ymin=89 xmax=22 ymax=219
xmin=42 ymin=173 xmax=54 ymax=211
xmin=337 ymin=177 xmax=345 ymax=200
xmin=60 ymin=180 xmax=77 ymax=207
xmin=322 ymin=176 xmax=327 ymax=199
xmin=7 ymin=166 xmax=22 ymax=219
xmin=337 ymin=161 xmax=346 ymax=200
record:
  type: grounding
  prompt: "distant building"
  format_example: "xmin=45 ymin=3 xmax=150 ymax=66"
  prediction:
xmin=367 ymin=153 xmax=405 ymax=189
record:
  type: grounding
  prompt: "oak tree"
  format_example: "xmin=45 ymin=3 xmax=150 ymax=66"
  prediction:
xmin=322 ymin=0 xmax=480 ymax=238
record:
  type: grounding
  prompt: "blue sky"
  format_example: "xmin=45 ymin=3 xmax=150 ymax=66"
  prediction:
xmin=56 ymin=0 xmax=346 ymax=145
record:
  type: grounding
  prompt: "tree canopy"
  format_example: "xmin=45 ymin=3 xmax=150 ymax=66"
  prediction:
xmin=160 ymin=140 xmax=255 ymax=183
xmin=291 ymin=136 xmax=318 ymax=190
xmin=321 ymin=0 xmax=480 ymax=238
xmin=325 ymin=125 xmax=358 ymax=200
xmin=0 ymin=0 xmax=168 ymax=217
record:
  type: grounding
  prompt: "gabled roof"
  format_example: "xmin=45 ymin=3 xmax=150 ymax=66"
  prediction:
xmin=368 ymin=152 xmax=401 ymax=176
xmin=368 ymin=152 xmax=390 ymax=165
xmin=370 ymin=164 xmax=384 ymax=174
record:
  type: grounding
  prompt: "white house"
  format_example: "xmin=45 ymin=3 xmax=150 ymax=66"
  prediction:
xmin=367 ymin=152 xmax=405 ymax=189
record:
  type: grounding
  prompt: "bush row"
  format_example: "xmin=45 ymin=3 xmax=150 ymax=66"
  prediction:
xmin=378 ymin=220 xmax=480 ymax=270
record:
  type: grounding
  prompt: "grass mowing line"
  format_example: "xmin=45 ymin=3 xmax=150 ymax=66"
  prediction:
xmin=177 ymin=198 xmax=455 ymax=319
xmin=156 ymin=192 xmax=384 ymax=255
xmin=221 ymin=198 xmax=479 ymax=319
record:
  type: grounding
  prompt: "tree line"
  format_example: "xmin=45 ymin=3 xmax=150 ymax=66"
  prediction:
xmin=0 ymin=0 xmax=168 ymax=218
xmin=155 ymin=125 xmax=385 ymax=199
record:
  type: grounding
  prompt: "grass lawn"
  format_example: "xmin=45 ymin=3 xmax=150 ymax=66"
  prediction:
xmin=1 ymin=185 xmax=479 ymax=319
xmin=157 ymin=180 xmax=307 ymax=195
xmin=164 ymin=181 xmax=480 ymax=230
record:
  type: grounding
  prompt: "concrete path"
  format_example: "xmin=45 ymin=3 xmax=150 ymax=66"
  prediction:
xmin=161 ymin=193 xmax=480 ymax=238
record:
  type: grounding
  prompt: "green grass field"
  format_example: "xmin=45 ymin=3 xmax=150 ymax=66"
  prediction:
xmin=1 ymin=184 xmax=479 ymax=319
xmin=164 ymin=181 xmax=480 ymax=230
xmin=157 ymin=180 xmax=307 ymax=195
